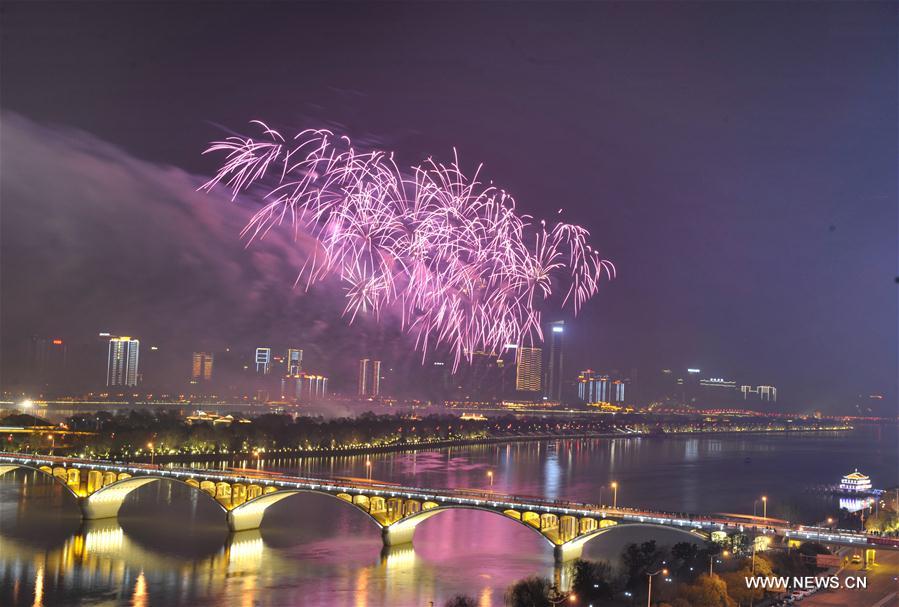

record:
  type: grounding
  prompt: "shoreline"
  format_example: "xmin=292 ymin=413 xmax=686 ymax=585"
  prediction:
xmin=117 ymin=425 xmax=851 ymax=464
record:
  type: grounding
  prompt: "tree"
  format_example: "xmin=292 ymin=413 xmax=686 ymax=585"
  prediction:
xmin=443 ymin=595 xmax=477 ymax=607
xmin=676 ymin=574 xmax=736 ymax=607
xmin=621 ymin=540 xmax=666 ymax=589
xmin=570 ymin=558 xmax=616 ymax=602
xmin=505 ymin=576 xmax=552 ymax=607
xmin=670 ymin=541 xmax=702 ymax=578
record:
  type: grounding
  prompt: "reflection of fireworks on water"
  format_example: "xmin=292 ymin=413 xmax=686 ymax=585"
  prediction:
xmin=202 ymin=122 xmax=615 ymax=368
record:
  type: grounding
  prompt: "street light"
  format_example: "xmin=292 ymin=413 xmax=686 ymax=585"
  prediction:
xmin=762 ymin=496 xmax=767 ymax=520
xmin=147 ymin=442 xmax=155 ymax=466
xmin=487 ymin=470 xmax=494 ymax=487
xmin=647 ymin=568 xmax=668 ymax=607
xmin=611 ymin=481 xmax=618 ymax=509
xmin=366 ymin=459 xmax=372 ymax=481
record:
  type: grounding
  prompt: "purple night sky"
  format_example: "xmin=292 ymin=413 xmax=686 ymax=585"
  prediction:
xmin=1 ymin=2 xmax=896 ymax=412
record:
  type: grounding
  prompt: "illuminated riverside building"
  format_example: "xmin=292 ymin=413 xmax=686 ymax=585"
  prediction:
xmin=741 ymin=384 xmax=777 ymax=402
xmin=287 ymin=348 xmax=303 ymax=374
xmin=839 ymin=470 xmax=872 ymax=493
xmin=106 ymin=336 xmax=139 ymax=387
xmin=577 ymin=369 xmax=597 ymax=402
xmin=255 ymin=347 xmax=272 ymax=374
xmin=191 ymin=352 xmax=214 ymax=383
xmin=358 ymin=358 xmax=381 ymax=397
xmin=515 ymin=346 xmax=542 ymax=393
xmin=578 ymin=370 xmax=626 ymax=405
xmin=543 ymin=321 xmax=564 ymax=402
xmin=281 ymin=372 xmax=328 ymax=402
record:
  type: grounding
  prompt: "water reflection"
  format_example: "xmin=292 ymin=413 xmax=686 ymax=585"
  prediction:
xmin=1 ymin=425 xmax=895 ymax=606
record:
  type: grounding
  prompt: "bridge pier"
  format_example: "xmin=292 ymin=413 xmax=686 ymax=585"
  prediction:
xmin=382 ymin=522 xmax=415 ymax=547
xmin=554 ymin=542 xmax=584 ymax=564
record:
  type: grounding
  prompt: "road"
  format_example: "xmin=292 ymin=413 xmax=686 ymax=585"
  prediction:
xmin=801 ymin=549 xmax=899 ymax=607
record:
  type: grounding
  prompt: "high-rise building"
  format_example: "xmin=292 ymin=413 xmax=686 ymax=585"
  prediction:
xmin=358 ymin=359 xmax=369 ymax=396
xmin=612 ymin=379 xmax=626 ymax=403
xmin=358 ymin=358 xmax=382 ymax=398
xmin=287 ymin=349 xmax=303 ymax=374
xmin=191 ymin=352 xmax=214 ymax=382
xmin=107 ymin=336 xmax=139 ymax=387
xmin=515 ymin=346 xmax=542 ymax=393
xmin=597 ymin=375 xmax=610 ymax=402
xmin=28 ymin=336 xmax=68 ymax=388
xmin=578 ymin=370 xmax=629 ymax=405
xmin=255 ymin=347 xmax=272 ymax=374
xmin=371 ymin=360 xmax=381 ymax=397
xmin=543 ymin=321 xmax=564 ymax=401
xmin=577 ymin=369 xmax=597 ymax=402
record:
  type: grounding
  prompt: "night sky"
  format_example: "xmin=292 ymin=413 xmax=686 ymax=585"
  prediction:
xmin=1 ymin=2 xmax=896 ymax=412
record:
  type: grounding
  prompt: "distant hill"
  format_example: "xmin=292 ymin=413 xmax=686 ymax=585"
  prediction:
xmin=0 ymin=413 xmax=53 ymax=427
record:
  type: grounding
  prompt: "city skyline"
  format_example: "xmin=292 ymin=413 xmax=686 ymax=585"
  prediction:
xmin=6 ymin=326 xmax=889 ymax=414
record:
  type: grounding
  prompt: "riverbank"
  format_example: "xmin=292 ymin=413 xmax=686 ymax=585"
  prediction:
xmin=122 ymin=424 xmax=852 ymax=464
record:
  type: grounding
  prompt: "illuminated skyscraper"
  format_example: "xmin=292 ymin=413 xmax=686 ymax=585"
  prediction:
xmin=371 ymin=360 xmax=381 ymax=397
xmin=358 ymin=359 xmax=369 ymax=396
xmin=578 ymin=369 xmax=597 ymax=402
xmin=107 ymin=336 xmax=139 ymax=387
xmin=515 ymin=346 xmax=542 ymax=393
xmin=191 ymin=352 xmax=214 ymax=382
xmin=255 ymin=348 xmax=271 ymax=374
xmin=358 ymin=358 xmax=382 ymax=397
xmin=543 ymin=321 xmax=564 ymax=402
xmin=287 ymin=348 xmax=303 ymax=374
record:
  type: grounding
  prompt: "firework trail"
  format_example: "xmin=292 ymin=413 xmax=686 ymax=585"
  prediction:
xmin=201 ymin=122 xmax=615 ymax=369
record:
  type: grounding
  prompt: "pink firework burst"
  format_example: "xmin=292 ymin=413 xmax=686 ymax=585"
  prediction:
xmin=201 ymin=122 xmax=615 ymax=369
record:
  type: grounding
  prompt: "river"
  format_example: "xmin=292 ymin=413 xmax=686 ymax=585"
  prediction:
xmin=1 ymin=424 xmax=895 ymax=606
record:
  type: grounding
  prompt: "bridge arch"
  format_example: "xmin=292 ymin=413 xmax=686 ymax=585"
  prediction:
xmin=80 ymin=475 xmax=228 ymax=520
xmin=0 ymin=462 xmax=82 ymax=501
xmin=554 ymin=522 xmax=707 ymax=562
xmin=227 ymin=488 xmax=386 ymax=532
xmin=0 ymin=463 xmax=231 ymax=520
xmin=381 ymin=504 xmax=560 ymax=548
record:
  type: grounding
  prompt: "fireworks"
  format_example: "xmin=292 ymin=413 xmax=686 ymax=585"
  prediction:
xmin=201 ymin=122 xmax=615 ymax=369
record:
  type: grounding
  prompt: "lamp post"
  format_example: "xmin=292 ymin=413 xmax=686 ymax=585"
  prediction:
xmin=762 ymin=496 xmax=767 ymax=520
xmin=647 ymin=568 xmax=668 ymax=607
xmin=365 ymin=459 xmax=372 ymax=481
xmin=611 ymin=481 xmax=618 ymax=509
xmin=487 ymin=470 xmax=494 ymax=488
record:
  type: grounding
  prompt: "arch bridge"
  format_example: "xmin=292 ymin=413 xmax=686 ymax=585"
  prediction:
xmin=0 ymin=453 xmax=886 ymax=562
